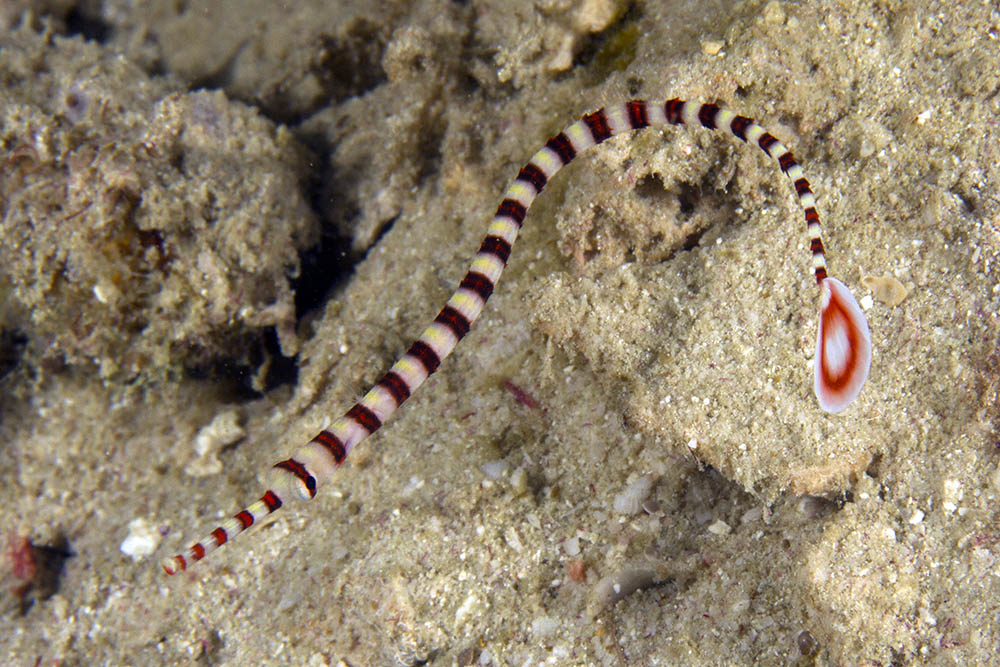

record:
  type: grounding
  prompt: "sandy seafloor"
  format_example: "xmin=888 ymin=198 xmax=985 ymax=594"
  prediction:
xmin=1 ymin=0 xmax=999 ymax=664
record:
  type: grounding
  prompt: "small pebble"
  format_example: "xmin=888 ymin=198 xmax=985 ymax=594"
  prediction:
xmin=531 ymin=616 xmax=559 ymax=638
xmin=797 ymin=630 xmax=818 ymax=656
xmin=763 ymin=0 xmax=786 ymax=24
xmin=641 ymin=499 xmax=662 ymax=515
xmin=184 ymin=409 xmax=245 ymax=478
xmin=120 ymin=518 xmax=160 ymax=560
xmin=862 ymin=274 xmax=910 ymax=306
xmin=701 ymin=40 xmax=724 ymax=55
xmin=613 ymin=475 xmax=654 ymax=515
xmin=707 ymin=519 xmax=731 ymax=535
xmin=942 ymin=478 xmax=963 ymax=513
xmin=480 ymin=460 xmax=508 ymax=480
xmin=563 ymin=536 xmax=581 ymax=556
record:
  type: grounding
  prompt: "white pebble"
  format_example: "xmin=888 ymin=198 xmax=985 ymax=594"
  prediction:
xmin=531 ymin=616 xmax=559 ymax=638
xmin=454 ymin=591 xmax=485 ymax=627
xmin=908 ymin=509 xmax=925 ymax=525
xmin=701 ymin=39 xmax=724 ymax=55
xmin=120 ymin=518 xmax=160 ymax=560
xmin=480 ymin=460 xmax=508 ymax=480
xmin=510 ymin=467 xmax=528 ymax=495
xmin=185 ymin=409 xmax=245 ymax=477
xmin=563 ymin=536 xmax=581 ymax=557
xmin=504 ymin=527 xmax=525 ymax=553
xmin=612 ymin=475 xmax=654 ymax=515
xmin=707 ymin=519 xmax=731 ymax=536
xmin=942 ymin=478 xmax=963 ymax=513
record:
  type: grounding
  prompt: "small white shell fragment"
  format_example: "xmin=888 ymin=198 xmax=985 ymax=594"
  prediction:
xmin=730 ymin=597 xmax=751 ymax=614
xmin=504 ymin=526 xmax=525 ymax=553
xmin=563 ymin=536 xmax=581 ymax=557
xmin=454 ymin=591 xmax=486 ymax=627
xmin=612 ymin=475 xmax=654 ymax=515
xmin=701 ymin=39 xmax=724 ymax=55
xmin=908 ymin=509 xmax=925 ymax=525
xmin=707 ymin=519 xmax=731 ymax=535
xmin=641 ymin=499 xmax=662 ymax=515
xmin=942 ymin=479 xmax=963 ymax=513
xmin=920 ymin=603 xmax=937 ymax=626
xmin=93 ymin=279 xmax=121 ymax=305
xmin=763 ymin=0 xmax=786 ymax=24
xmin=510 ymin=467 xmax=528 ymax=495
xmin=480 ymin=460 xmax=508 ymax=480
xmin=120 ymin=518 xmax=160 ymax=560
xmin=184 ymin=409 xmax=245 ymax=477
xmin=531 ymin=616 xmax=559 ymax=639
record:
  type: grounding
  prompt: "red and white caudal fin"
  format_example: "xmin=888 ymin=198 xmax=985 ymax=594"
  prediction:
xmin=814 ymin=277 xmax=871 ymax=413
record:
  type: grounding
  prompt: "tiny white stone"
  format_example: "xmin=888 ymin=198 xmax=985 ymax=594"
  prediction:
xmin=701 ymin=39 xmax=724 ymax=55
xmin=531 ymin=616 xmax=559 ymax=638
xmin=563 ymin=536 xmax=581 ymax=557
xmin=480 ymin=460 xmax=508 ymax=480
xmin=504 ymin=527 xmax=524 ymax=553
xmin=942 ymin=478 xmax=963 ymax=513
xmin=401 ymin=476 xmax=424 ymax=496
xmin=707 ymin=519 xmax=731 ymax=536
xmin=612 ymin=475 xmax=654 ymax=515
xmin=120 ymin=518 xmax=160 ymax=560
xmin=908 ymin=509 xmax=925 ymax=525
xmin=185 ymin=409 xmax=245 ymax=478
xmin=454 ymin=592 xmax=485 ymax=627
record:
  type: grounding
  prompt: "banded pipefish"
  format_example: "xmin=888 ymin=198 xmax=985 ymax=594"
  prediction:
xmin=161 ymin=99 xmax=872 ymax=575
